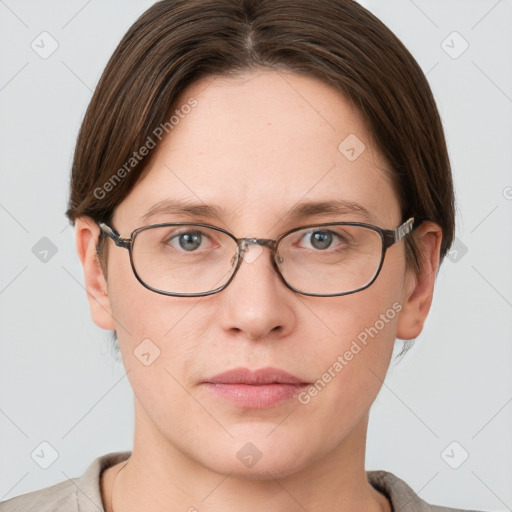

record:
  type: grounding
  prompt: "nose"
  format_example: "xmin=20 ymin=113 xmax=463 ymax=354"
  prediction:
xmin=217 ymin=242 xmax=296 ymax=341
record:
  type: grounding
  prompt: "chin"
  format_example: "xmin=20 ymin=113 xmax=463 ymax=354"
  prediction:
xmin=190 ymin=427 xmax=317 ymax=480
xmin=208 ymin=451 xmax=311 ymax=481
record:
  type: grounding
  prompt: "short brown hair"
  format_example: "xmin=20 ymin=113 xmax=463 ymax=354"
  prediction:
xmin=66 ymin=0 xmax=454 ymax=354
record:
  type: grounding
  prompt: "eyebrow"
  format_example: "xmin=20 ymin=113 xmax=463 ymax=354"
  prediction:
xmin=140 ymin=198 xmax=376 ymax=224
xmin=141 ymin=199 xmax=225 ymax=223
xmin=287 ymin=199 xmax=376 ymax=223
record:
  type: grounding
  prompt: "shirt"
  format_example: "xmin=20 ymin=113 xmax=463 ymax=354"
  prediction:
xmin=0 ymin=451 xmax=483 ymax=512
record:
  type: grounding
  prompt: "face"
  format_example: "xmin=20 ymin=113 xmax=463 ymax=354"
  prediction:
xmin=84 ymin=69 xmax=417 ymax=479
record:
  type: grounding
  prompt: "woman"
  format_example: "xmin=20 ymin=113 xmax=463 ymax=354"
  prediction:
xmin=0 ymin=1 xmax=483 ymax=511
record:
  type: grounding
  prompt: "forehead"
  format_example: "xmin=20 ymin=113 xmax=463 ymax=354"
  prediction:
xmin=114 ymin=69 xmax=401 ymax=232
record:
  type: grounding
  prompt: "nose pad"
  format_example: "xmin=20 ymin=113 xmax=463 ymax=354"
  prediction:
xmin=236 ymin=239 xmax=266 ymax=265
xmin=242 ymin=242 xmax=264 ymax=264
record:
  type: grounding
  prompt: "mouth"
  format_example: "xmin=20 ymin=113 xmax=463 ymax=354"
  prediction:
xmin=202 ymin=367 xmax=310 ymax=409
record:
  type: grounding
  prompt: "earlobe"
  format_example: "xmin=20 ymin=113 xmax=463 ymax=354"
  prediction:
xmin=75 ymin=216 xmax=116 ymax=331
xmin=396 ymin=221 xmax=442 ymax=340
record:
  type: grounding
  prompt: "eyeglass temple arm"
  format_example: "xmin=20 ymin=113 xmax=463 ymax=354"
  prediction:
xmin=98 ymin=222 xmax=131 ymax=249
xmin=383 ymin=217 xmax=415 ymax=248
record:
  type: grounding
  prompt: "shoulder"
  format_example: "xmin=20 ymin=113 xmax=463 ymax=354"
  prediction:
xmin=0 ymin=479 xmax=78 ymax=512
xmin=0 ymin=451 xmax=131 ymax=512
xmin=367 ymin=469 xmax=486 ymax=512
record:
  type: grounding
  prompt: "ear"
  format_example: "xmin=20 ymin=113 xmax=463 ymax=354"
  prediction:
xmin=74 ymin=216 xmax=116 ymax=331
xmin=396 ymin=221 xmax=443 ymax=340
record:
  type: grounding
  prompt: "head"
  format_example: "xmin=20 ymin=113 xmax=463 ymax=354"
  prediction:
xmin=67 ymin=0 xmax=453 ymax=479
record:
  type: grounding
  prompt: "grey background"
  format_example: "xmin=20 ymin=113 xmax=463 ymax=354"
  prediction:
xmin=1 ymin=0 xmax=511 ymax=510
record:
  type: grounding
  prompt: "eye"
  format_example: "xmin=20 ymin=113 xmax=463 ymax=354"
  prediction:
xmin=298 ymin=229 xmax=348 ymax=251
xmin=308 ymin=230 xmax=332 ymax=250
xmin=166 ymin=230 xmax=212 ymax=252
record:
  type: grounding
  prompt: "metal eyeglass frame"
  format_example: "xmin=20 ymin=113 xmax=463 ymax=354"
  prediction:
xmin=97 ymin=217 xmax=415 ymax=298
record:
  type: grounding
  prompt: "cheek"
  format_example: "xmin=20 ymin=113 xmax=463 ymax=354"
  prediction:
xmin=294 ymin=309 xmax=398 ymax=455
xmin=105 ymin=253 xmax=211 ymax=374
xmin=106 ymin=273 xmax=214 ymax=434
xmin=297 ymin=251 xmax=406 ymax=436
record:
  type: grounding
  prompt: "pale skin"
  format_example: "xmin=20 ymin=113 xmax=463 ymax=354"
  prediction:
xmin=75 ymin=69 xmax=442 ymax=512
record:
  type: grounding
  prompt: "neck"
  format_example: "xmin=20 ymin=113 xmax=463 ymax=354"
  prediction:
xmin=104 ymin=404 xmax=390 ymax=512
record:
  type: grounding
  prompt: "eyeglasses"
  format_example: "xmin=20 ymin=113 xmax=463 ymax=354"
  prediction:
xmin=97 ymin=217 xmax=415 ymax=297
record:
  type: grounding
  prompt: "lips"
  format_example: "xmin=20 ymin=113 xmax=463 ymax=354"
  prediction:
xmin=202 ymin=367 xmax=309 ymax=408
xmin=205 ymin=367 xmax=307 ymax=385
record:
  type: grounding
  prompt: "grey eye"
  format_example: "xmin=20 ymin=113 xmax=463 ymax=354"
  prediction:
xmin=308 ymin=230 xmax=333 ymax=250
xmin=163 ymin=230 xmax=206 ymax=252
xmin=177 ymin=232 xmax=203 ymax=251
